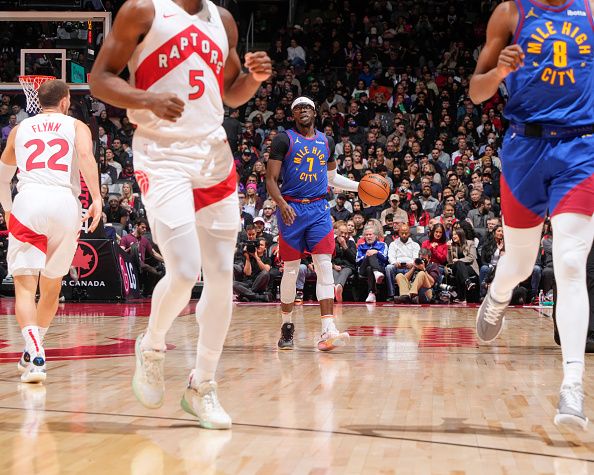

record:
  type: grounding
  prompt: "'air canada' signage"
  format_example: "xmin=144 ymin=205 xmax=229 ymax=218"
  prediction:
xmin=62 ymin=239 xmax=140 ymax=301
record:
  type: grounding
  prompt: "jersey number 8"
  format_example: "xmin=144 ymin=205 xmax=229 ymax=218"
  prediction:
xmin=553 ymin=41 xmax=567 ymax=68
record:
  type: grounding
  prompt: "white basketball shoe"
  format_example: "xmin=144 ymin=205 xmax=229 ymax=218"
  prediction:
xmin=132 ymin=334 xmax=165 ymax=409
xmin=20 ymin=355 xmax=46 ymax=383
xmin=181 ymin=372 xmax=231 ymax=429
xmin=17 ymin=350 xmax=30 ymax=374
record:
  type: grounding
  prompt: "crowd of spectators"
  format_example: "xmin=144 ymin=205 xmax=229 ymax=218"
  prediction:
xmin=0 ymin=0 xmax=557 ymax=304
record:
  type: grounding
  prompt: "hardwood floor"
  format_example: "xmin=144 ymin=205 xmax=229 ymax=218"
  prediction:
xmin=0 ymin=299 xmax=592 ymax=474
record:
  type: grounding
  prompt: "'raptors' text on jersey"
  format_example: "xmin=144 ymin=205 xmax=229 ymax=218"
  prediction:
xmin=505 ymin=0 xmax=594 ymax=125
xmin=280 ymin=129 xmax=333 ymax=199
xmin=14 ymin=113 xmax=81 ymax=197
xmin=127 ymin=0 xmax=229 ymax=139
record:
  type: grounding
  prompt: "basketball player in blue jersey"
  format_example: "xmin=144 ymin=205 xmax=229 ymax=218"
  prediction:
xmin=266 ymin=97 xmax=361 ymax=351
xmin=470 ymin=0 xmax=594 ymax=429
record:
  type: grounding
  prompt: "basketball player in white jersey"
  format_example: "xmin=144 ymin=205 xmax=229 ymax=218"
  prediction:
xmin=90 ymin=0 xmax=271 ymax=429
xmin=0 ymin=79 xmax=102 ymax=383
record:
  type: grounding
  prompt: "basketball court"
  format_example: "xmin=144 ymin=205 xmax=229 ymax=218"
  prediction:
xmin=0 ymin=5 xmax=593 ymax=475
xmin=0 ymin=299 xmax=592 ymax=474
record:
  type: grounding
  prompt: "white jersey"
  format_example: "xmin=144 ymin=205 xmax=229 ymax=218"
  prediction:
xmin=14 ymin=113 xmax=81 ymax=197
xmin=128 ymin=0 xmax=229 ymax=141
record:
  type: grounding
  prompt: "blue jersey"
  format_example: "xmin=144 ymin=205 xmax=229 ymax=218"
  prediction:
xmin=505 ymin=0 xmax=594 ymax=125
xmin=279 ymin=129 xmax=331 ymax=199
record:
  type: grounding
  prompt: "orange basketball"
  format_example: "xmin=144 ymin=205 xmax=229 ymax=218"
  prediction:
xmin=358 ymin=174 xmax=391 ymax=206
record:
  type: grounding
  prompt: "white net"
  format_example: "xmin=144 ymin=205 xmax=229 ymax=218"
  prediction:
xmin=18 ymin=75 xmax=56 ymax=114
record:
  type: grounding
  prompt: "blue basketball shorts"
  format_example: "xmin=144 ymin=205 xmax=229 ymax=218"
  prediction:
xmin=500 ymin=130 xmax=594 ymax=228
xmin=277 ymin=199 xmax=335 ymax=262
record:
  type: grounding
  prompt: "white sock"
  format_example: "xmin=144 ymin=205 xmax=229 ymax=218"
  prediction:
xmin=22 ymin=326 xmax=43 ymax=358
xmin=373 ymin=271 xmax=383 ymax=282
xmin=321 ymin=315 xmax=337 ymax=333
xmin=281 ymin=311 xmax=293 ymax=324
xmin=141 ymin=329 xmax=167 ymax=352
xmin=562 ymin=361 xmax=584 ymax=387
xmin=38 ymin=327 xmax=48 ymax=342
xmin=193 ymin=344 xmax=221 ymax=385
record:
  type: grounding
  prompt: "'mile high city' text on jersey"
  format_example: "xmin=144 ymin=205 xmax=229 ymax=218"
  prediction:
xmin=14 ymin=113 xmax=81 ymax=197
xmin=505 ymin=0 xmax=594 ymax=125
xmin=270 ymin=129 xmax=336 ymax=199
xmin=128 ymin=0 xmax=228 ymax=139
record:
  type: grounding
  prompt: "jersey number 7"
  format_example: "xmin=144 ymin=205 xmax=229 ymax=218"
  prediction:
xmin=25 ymin=138 xmax=70 ymax=172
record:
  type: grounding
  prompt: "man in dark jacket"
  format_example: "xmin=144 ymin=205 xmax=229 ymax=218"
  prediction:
xmin=332 ymin=223 xmax=357 ymax=302
xmin=330 ymin=193 xmax=352 ymax=222
xmin=223 ymin=108 xmax=242 ymax=154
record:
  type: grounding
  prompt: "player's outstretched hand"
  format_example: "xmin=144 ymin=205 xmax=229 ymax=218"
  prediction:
xmin=86 ymin=200 xmax=103 ymax=233
xmin=148 ymin=93 xmax=185 ymax=122
xmin=245 ymin=52 xmax=272 ymax=82
xmin=496 ymin=44 xmax=525 ymax=79
xmin=279 ymin=203 xmax=296 ymax=226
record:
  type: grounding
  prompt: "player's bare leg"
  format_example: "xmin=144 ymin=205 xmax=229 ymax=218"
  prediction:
xmin=18 ymin=275 xmax=63 ymax=377
xmin=36 ymin=275 xmax=62 ymax=334
xmin=15 ymin=274 xmax=46 ymax=383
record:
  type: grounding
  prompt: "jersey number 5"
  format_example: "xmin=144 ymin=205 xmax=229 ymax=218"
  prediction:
xmin=25 ymin=138 xmax=70 ymax=172
xmin=189 ymin=70 xmax=205 ymax=100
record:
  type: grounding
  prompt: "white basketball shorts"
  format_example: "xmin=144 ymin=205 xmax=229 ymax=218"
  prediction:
xmin=132 ymin=132 xmax=240 ymax=232
xmin=8 ymin=185 xmax=80 ymax=278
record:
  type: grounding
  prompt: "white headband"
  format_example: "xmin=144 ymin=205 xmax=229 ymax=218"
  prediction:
xmin=291 ymin=97 xmax=315 ymax=110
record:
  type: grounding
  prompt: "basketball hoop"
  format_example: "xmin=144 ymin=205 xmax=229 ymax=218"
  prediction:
xmin=18 ymin=75 xmax=56 ymax=114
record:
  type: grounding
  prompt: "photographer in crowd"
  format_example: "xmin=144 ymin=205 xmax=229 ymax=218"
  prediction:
xmin=394 ymin=248 xmax=441 ymax=304
xmin=233 ymin=230 xmax=272 ymax=302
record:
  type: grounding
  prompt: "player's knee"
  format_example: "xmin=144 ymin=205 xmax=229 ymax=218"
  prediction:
xmin=284 ymin=260 xmax=300 ymax=276
xmin=516 ymin=262 xmax=535 ymax=282
xmin=41 ymin=284 xmax=61 ymax=301
xmin=555 ymin=249 xmax=585 ymax=280
xmin=172 ymin=258 xmax=201 ymax=288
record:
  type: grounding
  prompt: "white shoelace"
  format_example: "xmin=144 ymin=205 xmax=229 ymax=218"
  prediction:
xmin=483 ymin=297 xmax=507 ymax=325
xmin=560 ymin=385 xmax=584 ymax=412
xmin=143 ymin=353 xmax=164 ymax=386
xmin=198 ymin=385 xmax=224 ymax=414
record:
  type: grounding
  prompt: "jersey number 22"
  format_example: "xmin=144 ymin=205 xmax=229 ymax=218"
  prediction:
xmin=25 ymin=138 xmax=70 ymax=172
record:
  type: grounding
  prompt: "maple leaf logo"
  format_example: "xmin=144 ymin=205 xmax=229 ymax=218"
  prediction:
xmin=72 ymin=246 xmax=93 ymax=270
